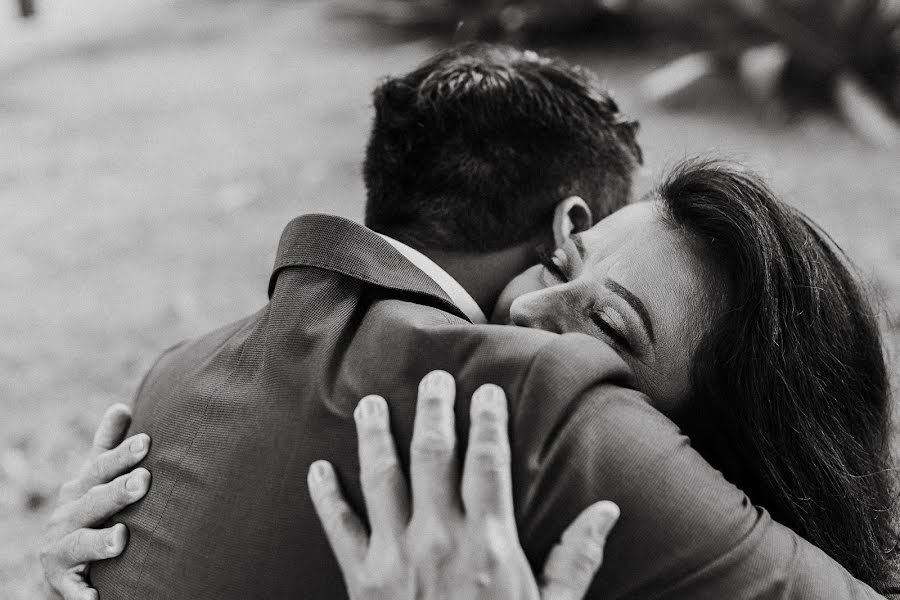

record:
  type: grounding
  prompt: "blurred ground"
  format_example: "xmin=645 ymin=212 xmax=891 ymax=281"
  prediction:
xmin=1 ymin=0 xmax=897 ymax=596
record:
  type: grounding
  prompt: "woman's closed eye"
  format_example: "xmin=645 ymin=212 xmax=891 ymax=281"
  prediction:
xmin=589 ymin=307 xmax=634 ymax=353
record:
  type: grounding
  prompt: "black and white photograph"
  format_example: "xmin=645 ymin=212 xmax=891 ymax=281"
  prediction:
xmin=2 ymin=0 xmax=899 ymax=598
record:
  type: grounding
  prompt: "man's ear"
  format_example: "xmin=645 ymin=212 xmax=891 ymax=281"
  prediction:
xmin=552 ymin=196 xmax=592 ymax=248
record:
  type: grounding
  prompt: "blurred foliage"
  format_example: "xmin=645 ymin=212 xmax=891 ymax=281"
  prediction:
xmin=337 ymin=0 xmax=900 ymax=143
xmin=646 ymin=0 xmax=900 ymax=145
xmin=332 ymin=0 xmax=645 ymax=41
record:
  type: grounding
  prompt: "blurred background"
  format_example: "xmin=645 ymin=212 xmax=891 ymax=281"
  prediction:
xmin=1 ymin=0 xmax=898 ymax=596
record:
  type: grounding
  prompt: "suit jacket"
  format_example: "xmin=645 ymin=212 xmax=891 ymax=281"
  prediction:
xmin=91 ymin=214 xmax=888 ymax=599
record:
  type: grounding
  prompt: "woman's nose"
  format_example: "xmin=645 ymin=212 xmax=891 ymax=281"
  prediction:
xmin=509 ymin=288 xmax=571 ymax=333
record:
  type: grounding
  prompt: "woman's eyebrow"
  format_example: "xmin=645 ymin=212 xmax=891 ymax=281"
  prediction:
xmin=605 ymin=278 xmax=656 ymax=344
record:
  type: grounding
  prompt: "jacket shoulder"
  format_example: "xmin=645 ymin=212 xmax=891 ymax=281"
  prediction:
xmin=130 ymin=309 xmax=264 ymax=423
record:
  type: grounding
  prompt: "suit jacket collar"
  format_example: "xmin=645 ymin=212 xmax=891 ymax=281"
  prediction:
xmin=269 ymin=214 xmax=472 ymax=323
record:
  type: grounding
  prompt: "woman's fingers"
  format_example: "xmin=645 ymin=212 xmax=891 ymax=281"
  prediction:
xmin=461 ymin=384 xmax=514 ymax=523
xmin=68 ymin=433 xmax=150 ymax=500
xmin=539 ymin=501 xmax=620 ymax=600
xmin=53 ymin=575 xmax=100 ymax=600
xmin=410 ymin=371 xmax=460 ymax=518
xmin=55 ymin=469 xmax=151 ymax=533
xmin=40 ymin=523 xmax=128 ymax=600
xmin=59 ymin=405 xmax=138 ymax=502
xmin=55 ymin=524 xmax=129 ymax=566
xmin=40 ymin=403 xmax=150 ymax=600
xmin=90 ymin=404 xmax=132 ymax=457
xmin=354 ymin=395 xmax=409 ymax=541
xmin=308 ymin=460 xmax=368 ymax=574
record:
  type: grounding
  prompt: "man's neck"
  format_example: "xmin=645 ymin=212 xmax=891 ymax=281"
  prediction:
xmin=424 ymin=244 xmax=536 ymax=318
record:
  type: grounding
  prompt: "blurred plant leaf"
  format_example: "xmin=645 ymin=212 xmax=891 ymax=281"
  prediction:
xmin=642 ymin=51 xmax=719 ymax=105
xmin=731 ymin=0 xmax=841 ymax=70
xmin=835 ymin=72 xmax=900 ymax=145
xmin=739 ymin=43 xmax=791 ymax=103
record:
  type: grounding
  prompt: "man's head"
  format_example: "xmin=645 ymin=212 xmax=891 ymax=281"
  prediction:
xmin=363 ymin=43 xmax=643 ymax=254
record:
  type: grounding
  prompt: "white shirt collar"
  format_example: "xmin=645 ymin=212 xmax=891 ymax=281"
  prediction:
xmin=377 ymin=234 xmax=488 ymax=325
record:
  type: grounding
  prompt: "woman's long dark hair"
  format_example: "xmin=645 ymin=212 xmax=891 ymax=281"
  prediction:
xmin=657 ymin=159 xmax=897 ymax=589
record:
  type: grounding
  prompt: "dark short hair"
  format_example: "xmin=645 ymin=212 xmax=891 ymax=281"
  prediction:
xmin=658 ymin=160 xmax=898 ymax=590
xmin=363 ymin=43 xmax=642 ymax=252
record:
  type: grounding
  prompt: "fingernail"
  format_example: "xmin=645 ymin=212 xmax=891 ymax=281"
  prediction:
xmin=473 ymin=384 xmax=505 ymax=411
xmin=355 ymin=395 xmax=384 ymax=421
xmin=421 ymin=370 xmax=453 ymax=396
xmin=308 ymin=460 xmax=332 ymax=487
xmin=107 ymin=524 xmax=126 ymax=552
xmin=129 ymin=434 xmax=147 ymax=454
xmin=592 ymin=504 xmax=621 ymax=538
xmin=126 ymin=471 xmax=146 ymax=493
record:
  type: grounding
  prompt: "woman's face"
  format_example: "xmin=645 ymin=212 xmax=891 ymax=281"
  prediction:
xmin=492 ymin=201 xmax=724 ymax=414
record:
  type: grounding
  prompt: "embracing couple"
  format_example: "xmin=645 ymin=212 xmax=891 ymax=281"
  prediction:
xmin=40 ymin=43 xmax=898 ymax=599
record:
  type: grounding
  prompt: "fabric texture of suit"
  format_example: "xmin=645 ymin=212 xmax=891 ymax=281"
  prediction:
xmin=91 ymin=214 xmax=888 ymax=599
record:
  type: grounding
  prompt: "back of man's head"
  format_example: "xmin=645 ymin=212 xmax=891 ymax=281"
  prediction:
xmin=363 ymin=43 xmax=643 ymax=253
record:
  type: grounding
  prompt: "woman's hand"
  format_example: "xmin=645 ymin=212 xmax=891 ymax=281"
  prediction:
xmin=38 ymin=404 xmax=151 ymax=600
xmin=308 ymin=370 xmax=620 ymax=600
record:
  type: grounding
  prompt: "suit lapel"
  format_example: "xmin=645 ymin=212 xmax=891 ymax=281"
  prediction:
xmin=269 ymin=214 xmax=472 ymax=323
